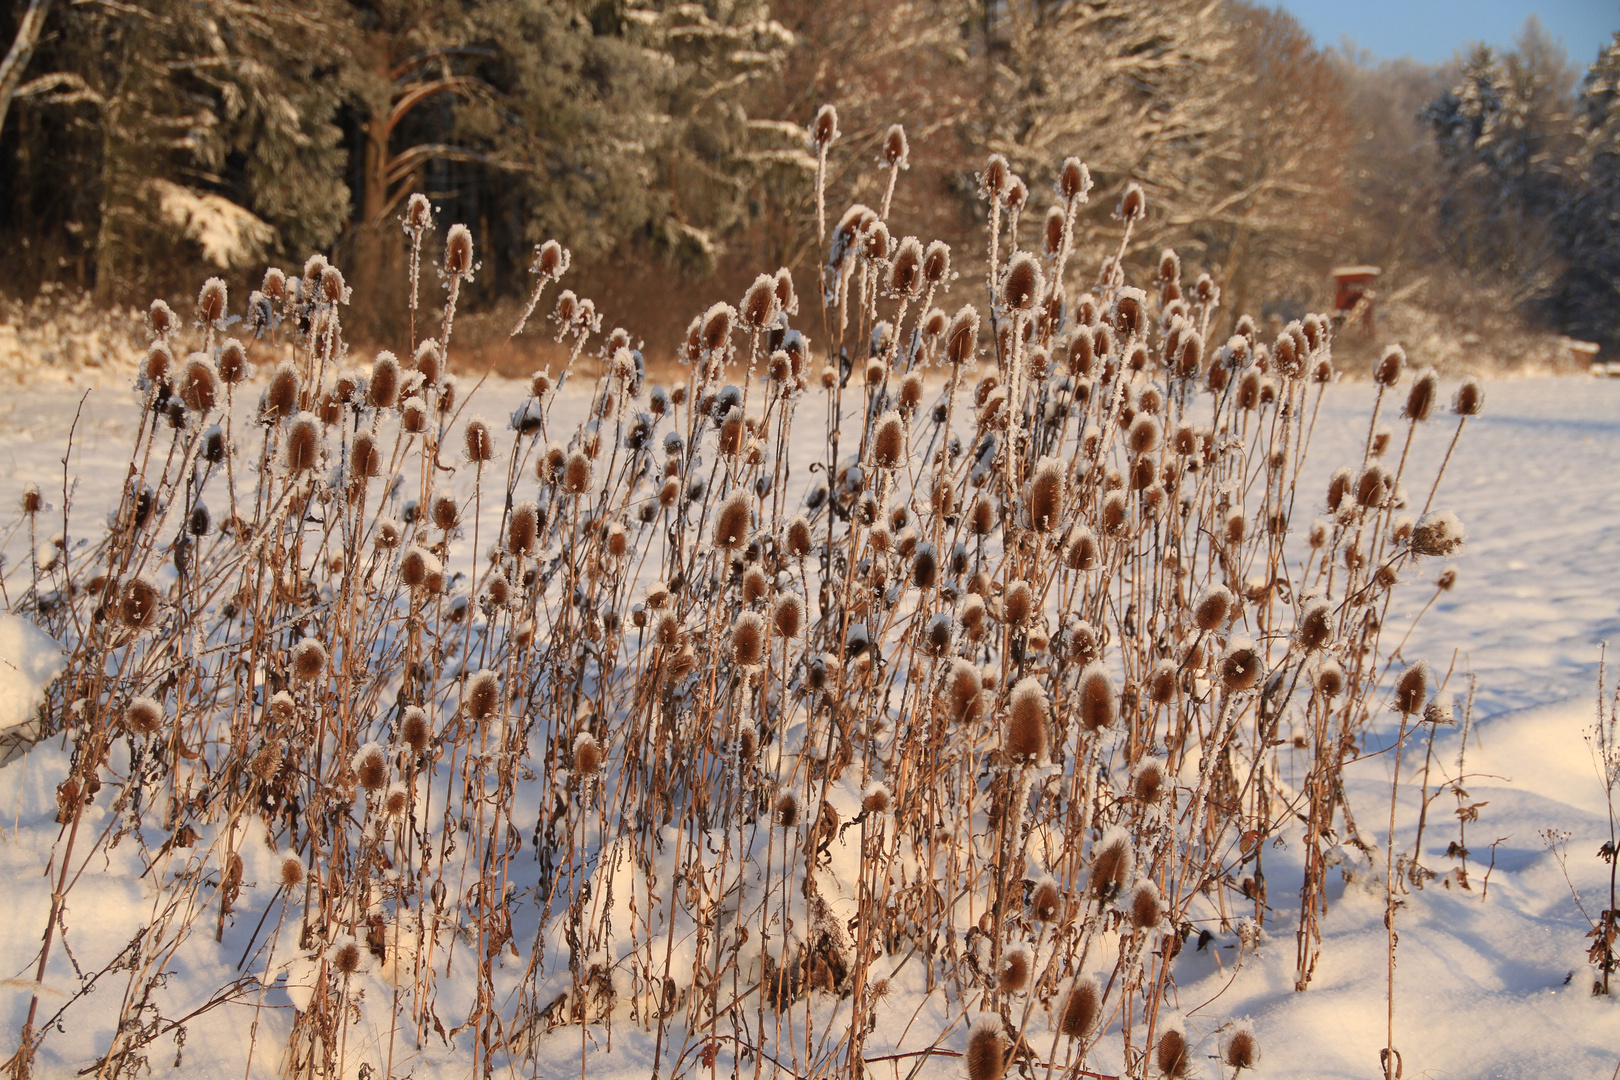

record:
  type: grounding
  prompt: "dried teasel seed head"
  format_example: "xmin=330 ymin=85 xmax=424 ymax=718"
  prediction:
xmin=922 ymin=240 xmax=951 ymax=287
xmin=1056 ymin=977 xmax=1100 ymax=1040
xmin=444 ymin=223 xmax=474 ymax=277
xmin=1005 ymin=677 xmax=1049 ymax=762
xmin=862 ymin=781 xmax=892 ymax=815
xmin=291 ymin=638 xmax=327 ymax=683
xmin=1219 ymin=638 xmax=1262 ymax=693
xmin=352 ymin=742 xmax=388 ymax=792
xmin=1088 ymin=829 xmax=1133 ymax=900
xmin=563 ymin=450 xmax=592 ymax=495
xmin=1148 ymin=659 xmax=1177 ymax=704
xmin=1454 ymin=376 xmax=1484 ymax=417
xmin=332 ymin=937 xmax=364 ymax=977
xmin=1355 ymin=463 xmax=1393 ymax=509
xmin=406 ymin=192 xmax=433 ymax=233
xmin=773 ymin=593 xmax=805 ymax=639
xmin=383 ymin=783 xmax=409 ymax=816
xmin=713 ymin=489 xmax=753 ymax=551
xmin=1029 ymin=875 xmax=1063 ymax=923
xmin=774 ymin=787 xmax=800 ymax=828
xmin=507 ymin=501 xmax=539 ymax=555
xmin=966 ymin=1016 xmax=1007 ymax=1080
xmin=1156 ymin=1027 xmax=1190 ymax=1077
xmin=1221 ymin=1026 xmax=1260 ymax=1071
xmin=1043 ymin=205 xmax=1066 ymax=256
xmin=811 ymin=104 xmax=840 ymax=149
xmin=573 ymin=732 xmax=602 ymax=776
xmin=400 ymin=396 xmax=429 ymax=433
xmin=399 ymin=707 xmax=430 ymax=755
xmin=375 ymin=518 xmax=402 ymax=551
xmin=999 ymin=944 xmax=1032 ymax=993
xmin=1076 ymin=662 xmax=1116 ymax=732
xmin=786 ymin=515 xmax=812 ymax=558
xmin=946 ymin=305 xmax=980 ymax=365
xmin=1059 ymin=157 xmax=1092 ymax=200
xmin=464 ymin=419 xmax=494 ymax=463
xmin=279 ymin=854 xmax=305 ymax=888
xmin=430 ymin=490 xmax=461 ymax=532
xmin=730 ymin=612 xmax=766 ymax=667
xmin=1394 ymin=660 xmax=1430 ymax=714
xmin=1133 ymin=758 xmax=1168 ymax=804
xmin=978 ymin=154 xmax=1011 ymax=201
xmin=350 ymin=432 xmax=381 ymax=479
xmin=1314 ymin=660 xmax=1345 ymax=697
xmin=1117 ymin=183 xmax=1146 ymax=222
xmin=1375 ymin=344 xmax=1405 ymax=387
xmin=1295 ymin=599 xmax=1333 ymax=651
xmin=1004 ymin=580 xmax=1032 ymax=625
xmin=148 ymin=298 xmax=177 ymax=337
xmin=121 ymin=576 xmax=161 ymax=629
xmin=369 ymin=352 xmax=400 ymax=409
xmin=125 ymin=696 xmax=163 ymax=736
xmin=284 ymin=414 xmax=320 ymax=472
xmin=871 ymin=411 xmax=905 ymax=469
xmin=465 ymin=670 xmax=499 ymax=719
xmin=180 ymin=355 xmax=218 ymax=412
xmin=1128 ymin=879 xmax=1163 ymax=930
xmin=413 ymin=339 xmax=442 ymax=386
xmin=1027 ymin=457 xmax=1065 ymax=532
xmin=740 ymin=273 xmax=780 ymax=330
xmin=1193 ymin=584 xmax=1233 ymax=632
xmin=1001 ymin=253 xmax=1043 ymax=312
xmin=945 ymin=657 xmax=983 ymax=722
xmin=1403 ymin=366 xmax=1438 ymax=422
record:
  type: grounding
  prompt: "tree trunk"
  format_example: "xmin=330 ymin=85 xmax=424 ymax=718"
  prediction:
xmin=350 ymin=36 xmax=393 ymax=344
xmin=0 ymin=0 xmax=54 ymax=144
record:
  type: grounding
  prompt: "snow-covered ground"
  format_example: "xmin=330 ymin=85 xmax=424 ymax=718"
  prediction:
xmin=1 ymin=370 xmax=1618 ymax=1078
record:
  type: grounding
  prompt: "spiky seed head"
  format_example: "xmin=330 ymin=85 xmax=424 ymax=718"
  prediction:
xmin=259 ymin=362 xmax=297 ymax=421
xmin=1220 ymin=638 xmax=1262 ymax=693
xmin=1000 ymin=944 xmax=1032 ymax=993
xmin=563 ymin=450 xmax=592 ymax=495
xmin=375 ymin=518 xmax=402 ymax=551
xmin=353 ymin=743 xmax=388 ymax=792
xmin=1224 ymin=507 xmax=1248 ymax=544
xmin=945 ymin=658 xmax=983 ymax=722
xmin=464 ymin=419 xmax=494 ymax=463
xmin=1005 ymin=677 xmax=1048 ymax=762
xmin=291 ymin=638 xmax=327 ymax=683
xmin=730 ymin=613 xmax=765 ymax=667
xmin=862 ymin=781 xmax=892 ymax=815
xmin=466 ymin=670 xmax=499 ymax=719
xmin=1296 ymin=600 xmax=1333 ymax=651
xmin=701 ymin=302 xmax=735 ymax=354
xmin=1004 ymin=581 xmax=1033 ymax=625
xmin=430 ymin=490 xmax=460 ymax=533
xmin=1059 ymin=157 xmax=1092 ymax=200
xmin=1394 ymin=660 xmax=1429 ymax=714
xmin=444 ymin=224 xmax=474 ymax=277
xmin=148 ymin=298 xmax=176 ymax=337
xmin=1076 ymin=662 xmax=1116 ymax=732
xmin=121 ymin=576 xmax=161 ymax=629
xmin=811 ymin=104 xmax=839 ymax=148
xmin=573 ymin=732 xmax=602 ymax=776
xmin=1157 ymin=1027 xmax=1190 ymax=1077
xmin=1355 ymin=463 xmax=1393 ymax=509
xmin=1056 ymin=978 xmax=1100 ymax=1040
xmin=279 ymin=855 xmax=305 ymax=888
xmin=401 ymin=397 xmax=428 ymax=434
xmin=966 ymin=1016 xmax=1007 ymax=1080
xmin=1030 ymin=875 xmax=1063 ymax=922
xmin=888 ymin=236 xmax=925 ymax=299
xmin=1314 ymin=660 xmax=1345 ymax=697
xmin=1101 ymin=490 xmax=1129 ymax=534
xmin=1326 ymin=467 xmax=1354 ymax=512
xmin=1001 ymin=254 xmax=1043 ymax=312
xmin=774 ymin=788 xmax=800 ymax=828
xmin=1222 ymin=1026 xmax=1259 ymax=1071
xmin=786 ymin=515 xmax=812 ymax=558
xmin=979 ymin=154 xmax=1011 ymax=201
xmin=1117 ymin=183 xmax=1145 ymax=222
xmin=1043 ymin=205 xmax=1067 ymax=256
xmin=125 ymin=696 xmax=163 ymax=736
xmin=872 ymin=411 xmax=905 ymax=469
xmin=332 ymin=937 xmax=364 ymax=977
xmin=1403 ymin=366 xmax=1438 ymax=422
xmin=360 ymin=351 xmax=397 ymax=410
xmin=1068 ymin=327 xmax=1096 ymax=377
xmin=1410 ymin=509 xmax=1465 ymax=557
xmin=383 ymin=783 xmax=409 ymax=817
xmin=713 ymin=489 xmax=753 ymax=551
xmin=773 ymin=593 xmax=805 ymax=640
xmin=399 ymin=707 xmax=430 ymax=755
xmin=1375 ymin=344 xmax=1405 ymax=387
xmin=1026 ymin=457 xmax=1065 ymax=532
xmin=1132 ymin=758 xmax=1167 ymax=804
xmin=1148 ymin=660 xmax=1177 ymax=704
xmin=506 ymin=501 xmax=539 ymax=556
xmin=1129 ymin=879 xmax=1163 ymax=929
xmin=1065 ymin=527 xmax=1098 ymax=571
xmin=1454 ymin=377 xmax=1484 ymax=416
xmin=1089 ymin=829 xmax=1133 ymax=900
xmin=284 ymin=414 xmax=320 ymax=472
xmin=945 ymin=305 xmax=980 ymax=365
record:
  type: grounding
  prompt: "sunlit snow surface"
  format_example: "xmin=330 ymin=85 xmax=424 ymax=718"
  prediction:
xmin=1 ymin=373 xmax=1617 ymax=1078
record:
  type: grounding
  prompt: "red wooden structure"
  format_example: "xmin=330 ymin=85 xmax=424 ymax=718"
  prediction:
xmin=1331 ymin=265 xmax=1380 ymax=334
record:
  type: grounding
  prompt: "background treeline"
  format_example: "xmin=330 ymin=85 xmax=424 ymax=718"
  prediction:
xmin=1 ymin=0 xmax=1617 ymax=362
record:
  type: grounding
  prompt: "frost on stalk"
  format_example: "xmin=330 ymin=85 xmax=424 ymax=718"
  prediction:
xmin=1409 ymin=510 xmax=1465 ymax=557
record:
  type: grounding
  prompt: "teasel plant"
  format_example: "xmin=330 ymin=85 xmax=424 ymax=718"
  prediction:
xmin=0 ymin=105 xmax=1481 ymax=1080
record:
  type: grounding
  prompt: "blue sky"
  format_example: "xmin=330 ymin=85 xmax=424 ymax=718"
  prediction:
xmin=1273 ymin=0 xmax=1618 ymax=66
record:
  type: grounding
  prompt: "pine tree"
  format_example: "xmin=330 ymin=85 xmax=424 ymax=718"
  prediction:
xmin=1562 ymin=32 xmax=1620 ymax=346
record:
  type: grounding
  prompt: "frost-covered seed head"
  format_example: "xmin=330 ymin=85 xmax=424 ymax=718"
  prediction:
xmin=444 ymin=224 xmax=474 ymax=277
xmin=966 ymin=1016 xmax=1006 ymax=1080
xmin=353 ymin=743 xmax=388 ymax=792
xmin=1410 ymin=509 xmax=1465 ymax=557
xmin=1077 ymin=663 xmax=1116 ymax=732
xmin=1056 ymin=978 xmax=1100 ymax=1039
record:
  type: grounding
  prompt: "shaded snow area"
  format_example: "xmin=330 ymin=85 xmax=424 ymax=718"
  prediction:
xmin=0 ymin=372 xmax=1617 ymax=1079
